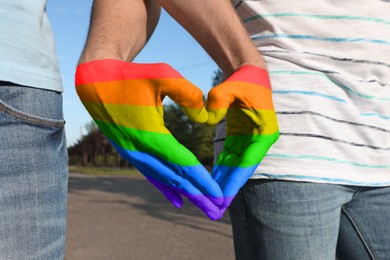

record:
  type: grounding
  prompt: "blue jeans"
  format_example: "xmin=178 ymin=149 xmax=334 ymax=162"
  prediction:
xmin=229 ymin=180 xmax=390 ymax=260
xmin=0 ymin=83 xmax=68 ymax=260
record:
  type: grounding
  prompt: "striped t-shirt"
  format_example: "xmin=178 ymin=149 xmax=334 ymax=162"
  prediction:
xmin=216 ymin=0 xmax=390 ymax=186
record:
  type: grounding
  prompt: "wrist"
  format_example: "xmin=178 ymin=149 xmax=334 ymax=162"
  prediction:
xmin=220 ymin=45 xmax=267 ymax=78
xmin=78 ymin=48 xmax=129 ymax=65
xmin=222 ymin=59 xmax=268 ymax=80
xmin=223 ymin=63 xmax=271 ymax=88
xmin=78 ymin=38 xmax=141 ymax=64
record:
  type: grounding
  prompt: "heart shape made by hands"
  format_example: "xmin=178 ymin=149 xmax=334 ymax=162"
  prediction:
xmin=75 ymin=59 xmax=279 ymax=220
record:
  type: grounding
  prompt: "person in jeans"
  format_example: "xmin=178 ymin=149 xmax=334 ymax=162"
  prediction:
xmin=0 ymin=1 xmax=68 ymax=259
xmin=216 ymin=1 xmax=390 ymax=259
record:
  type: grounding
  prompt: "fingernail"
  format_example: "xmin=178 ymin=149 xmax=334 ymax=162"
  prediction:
xmin=206 ymin=210 xmax=221 ymax=221
xmin=170 ymin=200 xmax=183 ymax=208
xmin=218 ymin=207 xmax=228 ymax=219
xmin=209 ymin=196 xmax=224 ymax=206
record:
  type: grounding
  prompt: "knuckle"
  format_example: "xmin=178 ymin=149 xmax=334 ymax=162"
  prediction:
xmin=191 ymin=87 xmax=204 ymax=101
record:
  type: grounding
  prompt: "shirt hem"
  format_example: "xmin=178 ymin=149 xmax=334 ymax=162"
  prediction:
xmin=250 ymin=172 xmax=390 ymax=187
xmin=0 ymin=67 xmax=63 ymax=92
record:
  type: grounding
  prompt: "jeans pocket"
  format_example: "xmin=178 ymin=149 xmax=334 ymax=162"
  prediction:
xmin=0 ymin=83 xmax=65 ymax=128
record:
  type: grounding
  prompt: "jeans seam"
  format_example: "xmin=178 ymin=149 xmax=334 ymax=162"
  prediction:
xmin=341 ymin=207 xmax=377 ymax=260
xmin=234 ymin=1 xmax=244 ymax=9
xmin=239 ymin=189 xmax=256 ymax=260
xmin=0 ymin=100 xmax=65 ymax=128
xmin=350 ymin=186 xmax=364 ymax=201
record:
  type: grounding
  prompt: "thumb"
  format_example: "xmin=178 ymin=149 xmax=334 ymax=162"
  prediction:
xmin=206 ymin=83 xmax=233 ymax=125
xmin=159 ymin=64 xmax=208 ymax=123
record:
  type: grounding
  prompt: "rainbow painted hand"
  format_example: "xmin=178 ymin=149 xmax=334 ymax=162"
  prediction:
xmin=75 ymin=59 xmax=224 ymax=220
xmin=207 ymin=65 xmax=279 ymax=213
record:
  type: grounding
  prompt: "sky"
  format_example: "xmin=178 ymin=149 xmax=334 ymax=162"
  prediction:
xmin=46 ymin=0 xmax=219 ymax=146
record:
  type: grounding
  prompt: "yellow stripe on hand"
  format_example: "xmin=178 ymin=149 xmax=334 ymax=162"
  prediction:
xmin=82 ymin=102 xmax=170 ymax=134
xmin=226 ymin=108 xmax=279 ymax=136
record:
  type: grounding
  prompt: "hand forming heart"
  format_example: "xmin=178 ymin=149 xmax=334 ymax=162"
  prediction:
xmin=207 ymin=65 xmax=280 ymax=214
xmin=75 ymin=59 xmax=224 ymax=220
xmin=75 ymin=60 xmax=279 ymax=220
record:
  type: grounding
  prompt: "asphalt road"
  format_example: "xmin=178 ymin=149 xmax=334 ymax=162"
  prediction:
xmin=65 ymin=173 xmax=235 ymax=260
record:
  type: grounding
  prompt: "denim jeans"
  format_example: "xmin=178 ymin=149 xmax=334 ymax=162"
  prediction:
xmin=229 ymin=179 xmax=390 ymax=260
xmin=0 ymin=83 xmax=68 ymax=260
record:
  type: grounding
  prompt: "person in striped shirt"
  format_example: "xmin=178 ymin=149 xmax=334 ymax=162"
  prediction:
xmin=214 ymin=0 xmax=390 ymax=259
xmin=77 ymin=0 xmax=389 ymax=258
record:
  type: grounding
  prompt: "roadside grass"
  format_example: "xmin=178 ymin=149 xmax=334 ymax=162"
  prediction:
xmin=68 ymin=165 xmax=141 ymax=177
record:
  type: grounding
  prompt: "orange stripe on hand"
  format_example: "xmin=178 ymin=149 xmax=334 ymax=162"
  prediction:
xmin=207 ymin=81 xmax=274 ymax=110
xmin=77 ymin=78 xmax=205 ymax=108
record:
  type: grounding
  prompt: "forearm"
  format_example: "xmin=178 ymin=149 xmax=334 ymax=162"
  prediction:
xmin=79 ymin=0 xmax=160 ymax=64
xmin=158 ymin=0 xmax=265 ymax=76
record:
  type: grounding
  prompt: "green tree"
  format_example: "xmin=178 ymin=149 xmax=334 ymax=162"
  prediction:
xmin=68 ymin=121 xmax=127 ymax=167
xmin=164 ymin=103 xmax=215 ymax=168
xmin=212 ymin=69 xmax=222 ymax=87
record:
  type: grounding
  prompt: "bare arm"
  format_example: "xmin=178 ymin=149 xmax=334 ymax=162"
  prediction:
xmin=158 ymin=0 xmax=266 ymax=76
xmin=79 ymin=0 xmax=160 ymax=64
xmin=80 ymin=0 xmax=264 ymax=76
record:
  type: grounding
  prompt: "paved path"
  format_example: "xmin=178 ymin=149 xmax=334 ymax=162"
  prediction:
xmin=65 ymin=173 xmax=235 ymax=260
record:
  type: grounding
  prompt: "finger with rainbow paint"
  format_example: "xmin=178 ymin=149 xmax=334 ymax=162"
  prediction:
xmin=207 ymin=65 xmax=280 ymax=215
xmin=75 ymin=59 xmax=224 ymax=220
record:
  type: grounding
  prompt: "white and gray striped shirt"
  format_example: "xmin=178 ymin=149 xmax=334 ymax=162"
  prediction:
xmin=216 ymin=0 xmax=390 ymax=186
